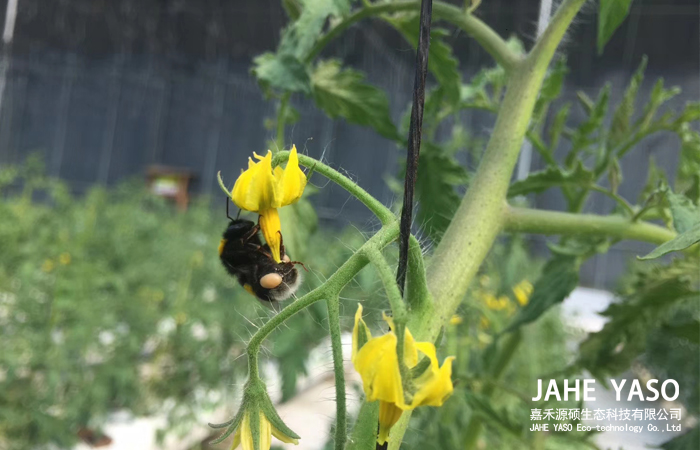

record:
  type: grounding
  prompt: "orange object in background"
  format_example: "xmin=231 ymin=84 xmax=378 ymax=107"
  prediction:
xmin=146 ymin=166 xmax=193 ymax=211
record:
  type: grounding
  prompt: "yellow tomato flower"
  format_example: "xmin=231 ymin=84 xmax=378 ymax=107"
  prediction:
xmin=229 ymin=410 xmax=298 ymax=450
xmin=41 ymin=259 xmax=54 ymax=273
xmin=59 ymin=253 xmax=71 ymax=265
xmin=230 ymin=146 xmax=306 ymax=262
xmin=449 ymin=315 xmax=463 ymax=326
xmin=352 ymin=304 xmax=455 ymax=444
xmin=512 ymin=280 xmax=534 ymax=306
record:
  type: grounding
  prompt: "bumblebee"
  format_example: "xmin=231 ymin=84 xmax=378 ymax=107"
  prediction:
xmin=218 ymin=216 xmax=302 ymax=302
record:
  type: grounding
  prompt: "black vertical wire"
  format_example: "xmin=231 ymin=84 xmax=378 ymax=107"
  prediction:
xmin=377 ymin=2 xmax=433 ymax=450
xmin=396 ymin=0 xmax=432 ymax=296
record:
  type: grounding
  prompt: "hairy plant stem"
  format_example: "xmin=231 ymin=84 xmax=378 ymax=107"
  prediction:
xmin=305 ymin=1 xmax=519 ymax=71
xmin=326 ymin=294 xmax=347 ymax=450
xmin=387 ymin=1 xmax=587 ymax=448
xmin=272 ymin=151 xmax=395 ymax=225
xmin=246 ymin=221 xmax=399 ymax=380
xmin=503 ymin=206 xmax=677 ymax=245
xmin=275 ymin=93 xmax=291 ymax=152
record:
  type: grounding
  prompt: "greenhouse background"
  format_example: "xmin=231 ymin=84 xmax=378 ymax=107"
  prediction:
xmin=0 ymin=1 xmax=698 ymax=450
xmin=0 ymin=0 xmax=697 ymax=287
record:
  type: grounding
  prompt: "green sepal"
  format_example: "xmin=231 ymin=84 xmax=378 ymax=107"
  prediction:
xmin=217 ymin=171 xmax=233 ymax=198
xmin=209 ymin=407 xmax=244 ymax=444
xmin=260 ymin=390 xmax=301 ymax=440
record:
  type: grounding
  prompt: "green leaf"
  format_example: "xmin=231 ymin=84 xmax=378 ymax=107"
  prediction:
xmin=579 ymin=259 xmax=698 ymax=379
xmin=311 ymin=60 xmax=399 ymax=140
xmin=549 ymin=102 xmax=570 ymax=152
xmin=504 ymin=256 xmax=579 ymax=333
xmin=281 ymin=0 xmax=302 ymax=20
xmin=252 ymin=0 xmax=351 ymax=94
xmin=598 ymin=0 xmax=633 ymax=54
xmin=507 ymin=161 xmax=594 ymax=197
xmin=252 ymin=53 xmax=311 ymax=94
xmin=609 ymin=57 xmax=646 ymax=148
xmin=661 ymin=427 xmax=699 ymax=450
xmin=464 ymin=392 xmax=523 ymax=437
xmin=533 ymin=58 xmax=568 ymax=124
xmin=667 ymin=191 xmax=700 ymax=234
xmin=415 ymin=143 xmax=469 ymax=241
xmin=661 ymin=320 xmax=700 ymax=345
xmin=386 ymin=13 xmax=461 ymax=103
xmin=638 ymin=223 xmax=700 ymax=260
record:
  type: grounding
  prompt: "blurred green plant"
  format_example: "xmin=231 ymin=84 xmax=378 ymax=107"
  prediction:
xmin=0 ymin=157 xmax=383 ymax=450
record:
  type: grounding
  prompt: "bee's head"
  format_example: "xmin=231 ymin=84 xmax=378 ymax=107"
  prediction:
xmin=253 ymin=259 xmax=302 ymax=302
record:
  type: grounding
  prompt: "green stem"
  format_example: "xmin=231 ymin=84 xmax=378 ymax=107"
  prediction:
xmin=272 ymin=151 xmax=396 ymax=225
xmin=326 ymin=295 xmax=347 ymax=450
xmin=275 ymin=93 xmax=291 ymax=152
xmin=388 ymin=1 xmax=588 ymax=448
xmin=365 ymin=248 xmax=407 ymax=321
xmin=246 ymin=222 xmax=400 ymax=380
xmin=588 ymin=185 xmax=635 ymax=216
xmin=405 ymin=235 xmax=432 ymax=315
xmin=306 ymin=1 xmax=519 ymax=71
xmin=503 ymin=206 xmax=676 ymax=245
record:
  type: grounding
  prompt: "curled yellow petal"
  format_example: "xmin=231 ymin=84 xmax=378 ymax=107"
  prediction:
xmin=352 ymin=304 xmax=372 ymax=363
xmin=259 ymin=209 xmax=282 ymax=263
xmin=274 ymin=145 xmax=307 ymax=207
xmin=407 ymin=342 xmax=455 ymax=408
xmin=353 ymin=332 xmax=404 ymax=405
xmin=232 ymin=152 xmax=277 ymax=212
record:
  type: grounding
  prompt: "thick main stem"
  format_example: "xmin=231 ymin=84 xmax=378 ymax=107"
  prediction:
xmin=387 ymin=1 xmax=587 ymax=448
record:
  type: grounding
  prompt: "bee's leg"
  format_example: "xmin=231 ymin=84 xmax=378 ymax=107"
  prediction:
xmin=290 ymin=260 xmax=308 ymax=272
xmin=241 ymin=222 xmax=261 ymax=243
xmin=277 ymin=230 xmax=287 ymax=260
xmin=247 ymin=242 xmax=273 ymax=259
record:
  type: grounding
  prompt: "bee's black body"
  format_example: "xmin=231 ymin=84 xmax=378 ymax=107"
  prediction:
xmin=219 ymin=219 xmax=300 ymax=302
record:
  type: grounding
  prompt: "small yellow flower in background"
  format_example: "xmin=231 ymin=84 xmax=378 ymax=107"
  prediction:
xmin=229 ymin=145 xmax=307 ymax=262
xmin=175 ymin=312 xmax=187 ymax=325
xmin=479 ymin=316 xmax=490 ymax=330
xmin=59 ymin=253 xmax=71 ymax=265
xmin=449 ymin=315 xmax=463 ymax=326
xmin=41 ymin=259 xmax=54 ymax=273
xmin=352 ymin=305 xmax=455 ymax=444
xmin=512 ymin=280 xmax=534 ymax=306
xmin=229 ymin=410 xmax=298 ymax=450
xmin=483 ymin=293 xmax=509 ymax=311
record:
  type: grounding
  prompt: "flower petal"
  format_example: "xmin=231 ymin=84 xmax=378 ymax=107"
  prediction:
xmin=407 ymin=342 xmax=455 ymax=408
xmin=274 ymin=145 xmax=307 ymax=207
xmin=229 ymin=427 xmax=242 ymax=450
xmin=232 ymin=152 xmax=278 ymax=212
xmin=352 ymin=304 xmax=372 ymax=363
xmin=259 ymin=412 xmax=272 ymax=450
xmin=271 ymin=424 xmax=300 ymax=445
xmin=259 ymin=209 xmax=282 ymax=262
xmin=353 ymin=332 xmax=404 ymax=405
xmin=382 ymin=312 xmax=418 ymax=368
xmin=240 ymin=412 xmax=254 ymax=450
